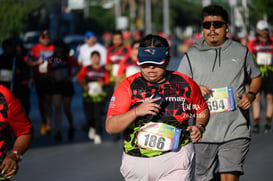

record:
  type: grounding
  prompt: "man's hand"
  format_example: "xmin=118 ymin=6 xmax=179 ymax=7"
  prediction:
xmin=199 ymin=85 xmax=212 ymax=97
xmin=0 ymin=153 xmax=19 ymax=179
xmin=135 ymin=97 xmax=162 ymax=117
xmin=236 ymin=93 xmax=254 ymax=110
xmin=187 ymin=125 xmax=204 ymax=142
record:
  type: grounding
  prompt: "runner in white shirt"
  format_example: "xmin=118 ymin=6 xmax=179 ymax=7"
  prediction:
xmin=78 ymin=31 xmax=107 ymax=66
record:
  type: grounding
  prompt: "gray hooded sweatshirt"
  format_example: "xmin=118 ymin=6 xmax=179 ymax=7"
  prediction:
xmin=177 ymin=37 xmax=260 ymax=143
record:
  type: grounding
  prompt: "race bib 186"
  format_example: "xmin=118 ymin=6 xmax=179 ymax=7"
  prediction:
xmin=205 ymin=87 xmax=235 ymax=113
xmin=137 ymin=122 xmax=181 ymax=152
xmin=88 ymin=82 xmax=103 ymax=95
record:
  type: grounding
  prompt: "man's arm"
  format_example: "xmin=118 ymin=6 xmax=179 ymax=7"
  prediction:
xmin=106 ymin=97 xmax=162 ymax=134
xmin=26 ymin=56 xmax=43 ymax=67
xmin=237 ymin=75 xmax=262 ymax=110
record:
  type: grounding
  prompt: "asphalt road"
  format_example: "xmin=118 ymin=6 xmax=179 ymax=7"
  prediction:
xmin=12 ymin=54 xmax=273 ymax=181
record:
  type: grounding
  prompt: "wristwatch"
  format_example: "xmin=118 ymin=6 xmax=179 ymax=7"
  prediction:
xmin=10 ymin=149 xmax=23 ymax=162
xmin=197 ymin=124 xmax=206 ymax=132
xmin=247 ymin=91 xmax=256 ymax=100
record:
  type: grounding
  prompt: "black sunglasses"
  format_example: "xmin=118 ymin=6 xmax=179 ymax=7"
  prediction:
xmin=202 ymin=21 xmax=226 ymax=29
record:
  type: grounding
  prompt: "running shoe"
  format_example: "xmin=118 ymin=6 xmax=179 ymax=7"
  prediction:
xmin=264 ymin=124 xmax=272 ymax=134
xmin=88 ymin=127 xmax=95 ymax=140
xmin=252 ymin=123 xmax=260 ymax=134
xmin=54 ymin=131 xmax=62 ymax=142
xmin=68 ymin=127 xmax=75 ymax=140
xmin=40 ymin=124 xmax=47 ymax=135
xmin=46 ymin=123 xmax=52 ymax=134
xmin=94 ymin=135 xmax=102 ymax=144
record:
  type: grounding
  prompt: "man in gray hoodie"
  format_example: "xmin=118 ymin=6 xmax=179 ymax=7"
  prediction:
xmin=177 ymin=5 xmax=261 ymax=181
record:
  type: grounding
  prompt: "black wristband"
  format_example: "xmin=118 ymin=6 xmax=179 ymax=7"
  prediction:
xmin=247 ymin=91 xmax=256 ymax=100
xmin=197 ymin=124 xmax=206 ymax=132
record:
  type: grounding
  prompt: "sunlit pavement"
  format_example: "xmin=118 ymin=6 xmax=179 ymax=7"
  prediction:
xmin=13 ymin=54 xmax=273 ymax=181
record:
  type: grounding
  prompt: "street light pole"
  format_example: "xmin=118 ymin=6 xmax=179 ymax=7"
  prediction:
xmin=163 ymin=0 xmax=170 ymax=36
xmin=145 ymin=0 xmax=152 ymax=35
xmin=115 ymin=0 xmax=121 ymax=30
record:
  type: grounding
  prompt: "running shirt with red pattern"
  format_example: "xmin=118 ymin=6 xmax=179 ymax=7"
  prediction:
xmin=0 ymin=85 xmax=32 ymax=161
xmin=29 ymin=43 xmax=54 ymax=75
xmin=106 ymin=45 xmax=131 ymax=80
xmin=107 ymin=71 xmax=207 ymax=157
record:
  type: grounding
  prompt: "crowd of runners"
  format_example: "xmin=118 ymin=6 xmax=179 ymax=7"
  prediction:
xmin=0 ymin=4 xmax=273 ymax=181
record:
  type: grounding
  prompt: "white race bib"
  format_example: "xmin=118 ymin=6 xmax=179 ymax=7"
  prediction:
xmin=137 ymin=122 xmax=181 ymax=152
xmin=205 ymin=87 xmax=235 ymax=113
xmin=39 ymin=61 xmax=48 ymax=73
xmin=88 ymin=82 xmax=102 ymax=95
xmin=0 ymin=69 xmax=12 ymax=82
xmin=256 ymin=52 xmax=272 ymax=65
xmin=112 ymin=64 xmax=120 ymax=77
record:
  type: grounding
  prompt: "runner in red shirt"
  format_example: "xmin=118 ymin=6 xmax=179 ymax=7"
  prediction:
xmin=77 ymin=51 xmax=109 ymax=144
xmin=26 ymin=30 xmax=54 ymax=135
xmin=105 ymin=30 xmax=132 ymax=142
xmin=106 ymin=34 xmax=209 ymax=180
xmin=247 ymin=20 xmax=273 ymax=133
xmin=47 ymin=40 xmax=80 ymax=141
xmin=0 ymin=85 xmax=32 ymax=180
xmin=115 ymin=40 xmax=141 ymax=88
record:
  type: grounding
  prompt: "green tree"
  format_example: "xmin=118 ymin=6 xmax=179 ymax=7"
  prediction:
xmin=0 ymin=0 xmax=42 ymax=41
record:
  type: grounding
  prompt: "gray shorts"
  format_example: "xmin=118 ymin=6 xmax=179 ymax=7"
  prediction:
xmin=194 ymin=138 xmax=250 ymax=181
xmin=120 ymin=143 xmax=195 ymax=181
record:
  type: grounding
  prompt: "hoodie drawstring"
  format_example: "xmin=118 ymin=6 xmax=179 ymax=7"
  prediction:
xmin=212 ymin=48 xmax=221 ymax=72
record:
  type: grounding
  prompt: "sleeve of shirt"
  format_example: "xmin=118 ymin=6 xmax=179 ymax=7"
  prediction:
xmin=245 ymin=48 xmax=261 ymax=78
xmin=189 ymin=77 xmax=208 ymax=114
xmin=100 ymin=46 xmax=107 ymax=66
xmin=69 ymin=56 xmax=80 ymax=67
xmin=107 ymin=78 xmax=132 ymax=116
xmin=77 ymin=66 xmax=86 ymax=82
xmin=77 ymin=46 xmax=83 ymax=64
xmin=247 ymin=40 xmax=254 ymax=54
xmin=176 ymin=53 xmax=193 ymax=78
xmin=106 ymin=47 xmax=111 ymax=65
xmin=117 ymin=56 xmax=127 ymax=77
xmin=5 ymin=88 xmax=32 ymax=137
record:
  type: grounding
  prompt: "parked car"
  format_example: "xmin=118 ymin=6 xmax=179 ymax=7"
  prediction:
xmin=22 ymin=31 xmax=40 ymax=50
xmin=63 ymin=34 xmax=85 ymax=59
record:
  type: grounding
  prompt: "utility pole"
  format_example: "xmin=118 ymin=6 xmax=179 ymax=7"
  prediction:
xmin=145 ymin=0 xmax=152 ymax=35
xmin=115 ymin=0 xmax=121 ymax=30
xmin=163 ymin=0 xmax=170 ymax=36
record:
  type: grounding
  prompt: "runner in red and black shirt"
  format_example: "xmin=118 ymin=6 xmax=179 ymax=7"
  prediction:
xmin=247 ymin=20 xmax=273 ymax=133
xmin=77 ymin=51 xmax=109 ymax=144
xmin=105 ymin=30 xmax=132 ymax=142
xmin=106 ymin=34 xmax=209 ymax=180
xmin=105 ymin=30 xmax=131 ymax=89
xmin=115 ymin=40 xmax=141 ymax=88
xmin=26 ymin=30 xmax=54 ymax=136
xmin=47 ymin=40 xmax=80 ymax=141
xmin=0 ymin=85 xmax=32 ymax=180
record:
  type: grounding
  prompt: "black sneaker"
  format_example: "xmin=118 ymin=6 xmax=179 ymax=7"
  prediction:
xmin=54 ymin=131 xmax=62 ymax=142
xmin=252 ymin=124 xmax=260 ymax=134
xmin=264 ymin=124 xmax=272 ymax=134
xmin=68 ymin=127 xmax=75 ymax=140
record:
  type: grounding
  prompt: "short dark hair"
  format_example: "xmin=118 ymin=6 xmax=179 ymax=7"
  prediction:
xmin=201 ymin=5 xmax=229 ymax=23
xmin=139 ymin=34 xmax=169 ymax=48
xmin=138 ymin=34 xmax=170 ymax=64
xmin=91 ymin=51 xmax=100 ymax=57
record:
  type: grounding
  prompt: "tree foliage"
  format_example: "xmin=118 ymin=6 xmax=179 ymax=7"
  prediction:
xmin=0 ymin=0 xmax=42 ymax=41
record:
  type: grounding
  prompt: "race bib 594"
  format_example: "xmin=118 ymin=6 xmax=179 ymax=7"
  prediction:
xmin=205 ymin=87 xmax=235 ymax=113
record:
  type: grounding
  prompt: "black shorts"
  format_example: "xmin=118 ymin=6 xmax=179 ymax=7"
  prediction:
xmin=261 ymin=71 xmax=273 ymax=95
xmin=34 ymin=75 xmax=51 ymax=98
xmin=48 ymin=81 xmax=74 ymax=97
